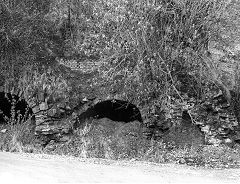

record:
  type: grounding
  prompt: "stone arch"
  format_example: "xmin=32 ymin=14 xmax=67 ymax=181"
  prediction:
xmin=73 ymin=99 xmax=143 ymax=129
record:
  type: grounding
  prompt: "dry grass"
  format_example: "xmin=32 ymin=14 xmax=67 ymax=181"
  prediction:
xmin=1 ymin=116 xmax=240 ymax=168
xmin=40 ymin=117 xmax=240 ymax=168
xmin=0 ymin=118 xmax=36 ymax=153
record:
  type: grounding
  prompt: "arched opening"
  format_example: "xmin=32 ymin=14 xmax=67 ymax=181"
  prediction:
xmin=73 ymin=99 xmax=142 ymax=129
xmin=0 ymin=92 xmax=33 ymax=124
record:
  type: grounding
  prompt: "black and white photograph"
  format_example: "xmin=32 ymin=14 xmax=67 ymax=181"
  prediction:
xmin=0 ymin=0 xmax=240 ymax=183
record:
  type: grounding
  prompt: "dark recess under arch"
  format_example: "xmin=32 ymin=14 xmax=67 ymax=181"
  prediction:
xmin=0 ymin=92 xmax=33 ymax=123
xmin=73 ymin=99 xmax=143 ymax=129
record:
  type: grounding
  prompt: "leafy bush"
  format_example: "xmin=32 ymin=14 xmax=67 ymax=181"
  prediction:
xmin=0 ymin=1 xmax=62 ymax=86
xmin=61 ymin=0 xmax=229 ymax=114
xmin=17 ymin=67 xmax=72 ymax=108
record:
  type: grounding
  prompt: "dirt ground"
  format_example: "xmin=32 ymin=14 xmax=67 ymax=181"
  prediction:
xmin=0 ymin=152 xmax=240 ymax=183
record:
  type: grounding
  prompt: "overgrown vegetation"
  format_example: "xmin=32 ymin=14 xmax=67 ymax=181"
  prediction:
xmin=1 ymin=0 xmax=240 ymax=168
xmin=39 ymin=118 xmax=240 ymax=168
xmin=0 ymin=118 xmax=36 ymax=153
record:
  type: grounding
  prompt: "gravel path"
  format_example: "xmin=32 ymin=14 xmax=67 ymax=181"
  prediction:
xmin=0 ymin=151 xmax=240 ymax=183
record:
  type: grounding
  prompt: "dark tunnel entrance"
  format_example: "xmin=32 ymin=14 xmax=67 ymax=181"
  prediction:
xmin=73 ymin=99 xmax=142 ymax=129
xmin=0 ymin=92 xmax=33 ymax=124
